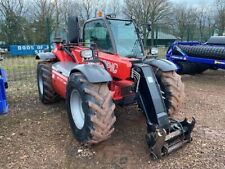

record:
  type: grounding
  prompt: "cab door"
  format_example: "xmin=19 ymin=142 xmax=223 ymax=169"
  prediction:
xmin=83 ymin=19 xmax=115 ymax=54
xmin=83 ymin=19 xmax=131 ymax=80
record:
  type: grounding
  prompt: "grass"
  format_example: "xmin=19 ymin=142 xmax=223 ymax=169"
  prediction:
xmin=144 ymin=47 xmax=168 ymax=59
xmin=0 ymin=55 xmax=37 ymax=81
xmin=158 ymin=47 xmax=167 ymax=58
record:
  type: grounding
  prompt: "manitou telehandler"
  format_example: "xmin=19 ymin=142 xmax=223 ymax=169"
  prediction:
xmin=36 ymin=15 xmax=195 ymax=159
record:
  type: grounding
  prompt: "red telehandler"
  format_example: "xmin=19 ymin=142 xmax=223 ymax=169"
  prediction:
xmin=36 ymin=15 xmax=195 ymax=159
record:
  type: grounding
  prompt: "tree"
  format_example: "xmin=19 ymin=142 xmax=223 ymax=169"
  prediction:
xmin=109 ymin=0 xmax=121 ymax=15
xmin=172 ymin=6 xmax=198 ymax=41
xmin=124 ymin=0 xmax=171 ymax=47
xmin=82 ymin=0 xmax=96 ymax=20
xmin=196 ymin=8 xmax=207 ymax=41
xmin=206 ymin=13 xmax=215 ymax=38
xmin=0 ymin=0 xmax=28 ymax=44
xmin=173 ymin=4 xmax=215 ymax=41
xmin=185 ymin=9 xmax=198 ymax=41
xmin=215 ymin=0 xmax=225 ymax=35
xmin=30 ymin=0 xmax=55 ymax=44
xmin=173 ymin=6 xmax=187 ymax=40
xmin=196 ymin=7 xmax=215 ymax=41
xmin=58 ymin=0 xmax=82 ymax=31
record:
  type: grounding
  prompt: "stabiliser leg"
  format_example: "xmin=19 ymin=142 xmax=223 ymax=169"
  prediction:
xmin=133 ymin=63 xmax=195 ymax=159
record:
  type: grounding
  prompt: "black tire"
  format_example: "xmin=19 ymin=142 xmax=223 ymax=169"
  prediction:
xmin=178 ymin=45 xmax=225 ymax=60
xmin=156 ymin=71 xmax=185 ymax=116
xmin=177 ymin=62 xmax=209 ymax=75
xmin=37 ymin=62 xmax=60 ymax=104
xmin=66 ymin=72 xmax=116 ymax=144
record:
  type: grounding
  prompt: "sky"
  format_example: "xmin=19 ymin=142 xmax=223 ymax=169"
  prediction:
xmin=170 ymin=0 xmax=214 ymax=7
xmin=111 ymin=0 xmax=215 ymax=11
xmin=104 ymin=0 xmax=216 ymax=16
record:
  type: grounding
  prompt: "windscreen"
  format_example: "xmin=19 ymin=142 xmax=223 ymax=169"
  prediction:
xmin=108 ymin=19 xmax=144 ymax=58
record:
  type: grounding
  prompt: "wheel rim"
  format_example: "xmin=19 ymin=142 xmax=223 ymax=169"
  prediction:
xmin=70 ymin=89 xmax=85 ymax=129
xmin=38 ymin=71 xmax=44 ymax=95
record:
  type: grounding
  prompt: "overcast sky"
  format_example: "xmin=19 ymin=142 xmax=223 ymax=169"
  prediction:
xmin=105 ymin=0 xmax=216 ymax=14
xmin=170 ymin=0 xmax=214 ymax=7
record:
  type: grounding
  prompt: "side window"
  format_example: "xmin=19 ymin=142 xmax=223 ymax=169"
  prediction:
xmin=84 ymin=20 xmax=113 ymax=52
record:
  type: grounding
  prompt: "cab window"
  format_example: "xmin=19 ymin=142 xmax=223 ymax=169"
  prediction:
xmin=84 ymin=20 xmax=113 ymax=53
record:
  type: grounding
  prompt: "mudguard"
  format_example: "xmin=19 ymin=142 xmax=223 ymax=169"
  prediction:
xmin=36 ymin=52 xmax=56 ymax=61
xmin=52 ymin=62 xmax=112 ymax=83
xmin=145 ymin=59 xmax=177 ymax=72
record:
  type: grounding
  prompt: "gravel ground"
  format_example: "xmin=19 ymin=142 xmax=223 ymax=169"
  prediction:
xmin=0 ymin=70 xmax=225 ymax=169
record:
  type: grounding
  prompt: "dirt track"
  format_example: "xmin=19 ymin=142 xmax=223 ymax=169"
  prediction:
xmin=0 ymin=70 xmax=225 ymax=169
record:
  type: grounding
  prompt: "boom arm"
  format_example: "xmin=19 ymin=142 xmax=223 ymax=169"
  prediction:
xmin=133 ymin=64 xmax=195 ymax=159
xmin=134 ymin=63 xmax=170 ymax=129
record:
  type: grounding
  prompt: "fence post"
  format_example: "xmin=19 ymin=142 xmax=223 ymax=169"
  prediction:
xmin=46 ymin=17 xmax=51 ymax=52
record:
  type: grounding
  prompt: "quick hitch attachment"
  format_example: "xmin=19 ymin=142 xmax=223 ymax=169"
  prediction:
xmin=146 ymin=118 xmax=195 ymax=159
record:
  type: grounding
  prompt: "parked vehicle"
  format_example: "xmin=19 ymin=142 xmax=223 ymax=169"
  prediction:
xmin=166 ymin=36 xmax=225 ymax=75
xmin=36 ymin=15 xmax=195 ymax=159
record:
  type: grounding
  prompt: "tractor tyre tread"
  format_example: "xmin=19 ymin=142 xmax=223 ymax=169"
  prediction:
xmin=156 ymin=71 xmax=185 ymax=116
xmin=37 ymin=62 xmax=60 ymax=104
xmin=67 ymin=72 xmax=116 ymax=144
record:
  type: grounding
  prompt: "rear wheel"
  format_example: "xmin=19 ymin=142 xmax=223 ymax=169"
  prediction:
xmin=66 ymin=72 xmax=116 ymax=144
xmin=37 ymin=62 xmax=60 ymax=104
xmin=156 ymin=71 xmax=185 ymax=116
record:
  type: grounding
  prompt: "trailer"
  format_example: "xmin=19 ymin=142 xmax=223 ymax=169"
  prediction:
xmin=166 ymin=36 xmax=225 ymax=75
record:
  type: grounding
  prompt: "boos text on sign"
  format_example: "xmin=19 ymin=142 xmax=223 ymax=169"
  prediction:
xmin=10 ymin=45 xmax=51 ymax=56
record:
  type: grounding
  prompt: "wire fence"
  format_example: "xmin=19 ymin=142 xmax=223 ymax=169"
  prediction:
xmin=0 ymin=55 xmax=37 ymax=82
xmin=0 ymin=47 xmax=168 ymax=83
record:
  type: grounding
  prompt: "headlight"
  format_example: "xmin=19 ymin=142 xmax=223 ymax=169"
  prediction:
xmin=81 ymin=49 xmax=93 ymax=60
xmin=151 ymin=48 xmax=158 ymax=55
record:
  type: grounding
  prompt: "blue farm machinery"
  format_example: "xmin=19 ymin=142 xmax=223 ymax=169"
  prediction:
xmin=0 ymin=51 xmax=8 ymax=115
xmin=166 ymin=36 xmax=225 ymax=75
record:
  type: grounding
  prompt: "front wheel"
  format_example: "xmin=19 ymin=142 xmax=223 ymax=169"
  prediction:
xmin=156 ymin=70 xmax=185 ymax=116
xmin=66 ymin=72 xmax=116 ymax=144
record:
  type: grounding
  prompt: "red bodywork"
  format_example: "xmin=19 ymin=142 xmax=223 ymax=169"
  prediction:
xmin=51 ymin=44 xmax=136 ymax=103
